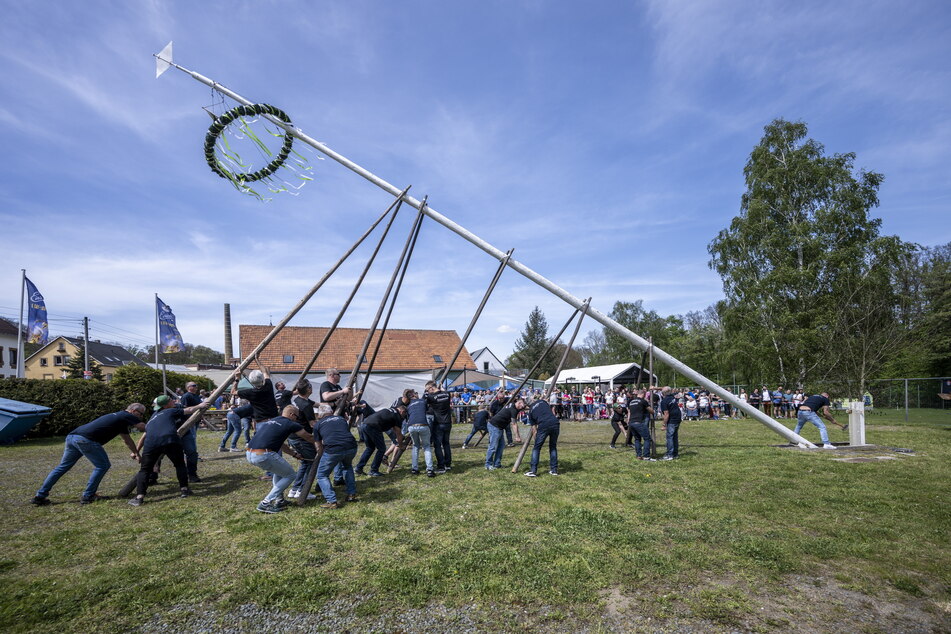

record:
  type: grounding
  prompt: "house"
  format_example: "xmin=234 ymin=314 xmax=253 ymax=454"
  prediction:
xmin=239 ymin=325 xmax=476 ymax=409
xmin=469 ymin=346 xmax=507 ymax=376
xmin=0 ymin=318 xmax=23 ymax=378
xmin=23 ymin=336 xmax=149 ymax=381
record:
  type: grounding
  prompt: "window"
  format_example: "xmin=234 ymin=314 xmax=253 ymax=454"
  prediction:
xmin=54 ymin=355 xmax=64 ymax=366
xmin=433 ymin=355 xmax=443 ymax=363
xmin=484 ymin=361 xmax=489 ymax=373
xmin=40 ymin=358 xmax=48 ymax=367
xmin=9 ymin=348 xmax=17 ymax=367
xmin=62 ymin=356 xmax=70 ymax=365
xmin=57 ymin=342 xmax=66 ymax=352
xmin=282 ymin=355 xmax=294 ymax=364
xmin=0 ymin=346 xmax=4 ymax=368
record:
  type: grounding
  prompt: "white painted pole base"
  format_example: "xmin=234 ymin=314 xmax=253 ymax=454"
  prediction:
xmin=848 ymin=402 xmax=866 ymax=446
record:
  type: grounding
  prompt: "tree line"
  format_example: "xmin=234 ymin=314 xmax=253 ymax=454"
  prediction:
xmin=507 ymin=119 xmax=950 ymax=394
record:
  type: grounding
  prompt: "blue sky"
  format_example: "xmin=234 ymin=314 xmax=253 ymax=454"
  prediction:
xmin=1 ymin=1 xmax=949 ymax=363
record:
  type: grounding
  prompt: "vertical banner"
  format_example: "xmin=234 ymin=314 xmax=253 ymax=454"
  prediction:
xmin=24 ymin=277 xmax=48 ymax=345
xmin=156 ymin=296 xmax=185 ymax=354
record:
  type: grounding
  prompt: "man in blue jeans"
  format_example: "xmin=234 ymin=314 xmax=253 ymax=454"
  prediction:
xmin=32 ymin=403 xmax=147 ymax=505
xmin=525 ymin=397 xmax=560 ymax=477
xmin=245 ymin=405 xmax=315 ymax=513
xmin=659 ymin=387 xmax=683 ymax=461
xmin=626 ymin=389 xmax=654 ymax=460
xmin=485 ymin=397 xmax=525 ymax=470
xmin=179 ymin=381 xmax=203 ymax=482
xmin=313 ymin=404 xmax=359 ymax=509
xmin=794 ymin=392 xmax=841 ymax=449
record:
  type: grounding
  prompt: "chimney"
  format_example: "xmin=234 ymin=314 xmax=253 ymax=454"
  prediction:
xmin=224 ymin=303 xmax=234 ymax=365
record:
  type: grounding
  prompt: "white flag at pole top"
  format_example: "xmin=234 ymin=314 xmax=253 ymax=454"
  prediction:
xmin=155 ymin=41 xmax=173 ymax=78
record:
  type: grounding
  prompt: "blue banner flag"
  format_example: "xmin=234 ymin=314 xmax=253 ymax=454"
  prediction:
xmin=156 ymin=296 xmax=185 ymax=354
xmin=24 ymin=277 xmax=48 ymax=345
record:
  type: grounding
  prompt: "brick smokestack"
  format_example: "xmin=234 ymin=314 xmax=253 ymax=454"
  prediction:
xmin=223 ymin=303 xmax=234 ymax=364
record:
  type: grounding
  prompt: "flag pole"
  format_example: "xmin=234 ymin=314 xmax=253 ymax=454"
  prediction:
xmin=16 ymin=269 xmax=25 ymax=378
xmin=155 ymin=294 xmax=166 ymax=394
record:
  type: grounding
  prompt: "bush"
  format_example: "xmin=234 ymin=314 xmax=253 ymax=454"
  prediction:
xmin=0 ymin=377 xmax=124 ymax=437
xmin=111 ymin=366 xmax=217 ymax=406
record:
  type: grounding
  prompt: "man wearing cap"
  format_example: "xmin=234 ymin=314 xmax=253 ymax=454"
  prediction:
xmin=246 ymin=405 xmax=315 ymax=513
xmin=313 ymin=404 xmax=360 ymax=509
xmin=32 ymin=403 xmax=147 ymax=506
xmin=128 ymin=395 xmax=210 ymax=507
xmin=179 ymin=381 xmax=203 ymax=482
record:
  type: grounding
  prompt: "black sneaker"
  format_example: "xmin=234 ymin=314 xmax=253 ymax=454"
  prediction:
xmin=272 ymin=498 xmax=289 ymax=510
xmin=128 ymin=497 xmax=144 ymax=507
xmin=368 ymin=471 xmax=384 ymax=477
xmin=179 ymin=488 xmax=193 ymax=498
xmin=217 ymin=446 xmax=228 ymax=453
xmin=188 ymin=475 xmax=202 ymax=483
xmin=355 ymin=469 xmax=367 ymax=476
xmin=256 ymin=500 xmax=280 ymax=514
xmin=31 ymin=496 xmax=51 ymax=506
xmin=435 ymin=468 xmax=447 ymax=474
xmin=427 ymin=470 xmax=436 ymax=478
xmin=444 ymin=465 xmax=452 ymax=472
xmin=411 ymin=469 xmax=420 ymax=475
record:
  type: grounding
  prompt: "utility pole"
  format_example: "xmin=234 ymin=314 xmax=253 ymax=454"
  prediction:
xmin=83 ymin=316 xmax=90 ymax=378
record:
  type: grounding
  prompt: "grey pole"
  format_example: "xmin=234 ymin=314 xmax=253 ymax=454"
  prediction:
xmin=904 ymin=378 xmax=909 ymax=423
xmin=83 ymin=317 xmax=90 ymax=376
xmin=160 ymin=58 xmax=817 ymax=449
xmin=16 ymin=269 xmax=25 ymax=378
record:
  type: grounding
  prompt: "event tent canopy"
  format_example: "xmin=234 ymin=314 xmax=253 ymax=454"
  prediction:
xmin=545 ymin=362 xmax=657 ymax=388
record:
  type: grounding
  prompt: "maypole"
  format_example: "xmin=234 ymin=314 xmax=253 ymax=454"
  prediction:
xmin=154 ymin=43 xmax=816 ymax=448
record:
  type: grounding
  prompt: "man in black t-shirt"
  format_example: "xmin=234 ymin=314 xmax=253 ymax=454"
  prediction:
xmin=485 ymin=398 xmax=525 ymax=470
xmin=287 ymin=379 xmax=319 ymax=500
xmin=659 ymin=387 xmax=683 ymax=460
xmin=246 ymin=405 xmax=315 ymax=513
xmin=626 ymin=389 xmax=654 ymax=460
xmin=320 ymin=368 xmax=351 ymax=416
xmin=129 ymin=395 xmax=210 ymax=506
xmin=313 ymin=404 xmax=360 ymax=508
xmin=463 ymin=404 xmax=489 ymax=448
xmin=609 ymin=404 xmax=628 ymax=449
xmin=794 ymin=392 xmax=841 ymax=449
xmin=525 ymin=398 xmax=560 ymax=476
xmin=32 ymin=403 xmax=147 ymax=506
xmin=180 ymin=382 xmax=203 ymax=482
xmin=425 ymin=380 xmax=454 ymax=473
xmin=274 ymin=381 xmax=293 ymax=411
xmin=355 ymin=405 xmax=406 ymax=476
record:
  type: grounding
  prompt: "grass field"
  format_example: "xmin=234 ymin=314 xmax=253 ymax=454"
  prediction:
xmin=1 ymin=410 xmax=948 ymax=633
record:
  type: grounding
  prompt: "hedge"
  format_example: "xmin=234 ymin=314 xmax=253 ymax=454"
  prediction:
xmin=0 ymin=367 xmax=218 ymax=438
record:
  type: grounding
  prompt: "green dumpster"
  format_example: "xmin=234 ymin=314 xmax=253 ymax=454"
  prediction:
xmin=0 ymin=398 xmax=52 ymax=444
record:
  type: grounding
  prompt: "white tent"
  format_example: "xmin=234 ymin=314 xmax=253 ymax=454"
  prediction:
xmin=545 ymin=362 xmax=656 ymax=388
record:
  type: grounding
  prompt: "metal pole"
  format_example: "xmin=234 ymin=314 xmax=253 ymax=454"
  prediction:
xmin=16 ymin=269 xmax=25 ymax=378
xmin=163 ymin=60 xmax=816 ymax=448
xmin=904 ymin=378 xmax=909 ymax=423
xmin=154 ymin=293 xmax=159 ymax=366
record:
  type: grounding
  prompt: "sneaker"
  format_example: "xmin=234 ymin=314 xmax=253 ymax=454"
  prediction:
xmin=411 ymin=469 xmax=420 ymax=475
xmin=217 ymin=446 xmax=228 ymax=453
xmin=31 ymin=496 xmax=51 ymax=506
xmin=188 ymin=475 xmax=202 ymax=483
xmin=609 ymin=444 xmax=617 ymax=449
xmin=354 ymin=469 xmax=367 ymax=476
xmin=548 ymin=470 xmax=559 ymax=476
xmin=435 ymin=468 xmax=447 ymax=474
xmin=128 ymin=497 xmax=144 ymax=507
xmin=287 ymin=489 xmax=300 ymax=499
xmin=321 ymin=501 xmax=339 ymax=509
xmin=485 ymin=465 xmax=496 ymax=471
xmin=345 ymin=494 xmax=360 ymax=502
xmin=524 ymin=471 xmax=537 ymax=477
xmin=823 ymin=444 xmax=837 ymax=449
xmin=80 ymin=494 xmax=106 ymax=505
xmin=256 ymin=500 xmax=280 ymax=514
xmin=644 ymin=457 xmax=657 ymax=462
xmin=179 ymin=488 xmax=193 ymax=498
xmin=505 ymin=443 xmax=515 ymax=447
xmin=445 ymin=465 xmax=452 ymax=472
xmin=661 ymin=455 xmax=674 ymax=461
xmin=427 ymin=470 xmax=436 ymax=477
xmin=461 ymin=444 xmax=468 ymax=450
xmin=272 ymin=498 xmax=289 ymax=509
xmin=368 ymin=471 xmax=383 ymax=477
xmin=229 ymin=448 xmax=243 ymax=453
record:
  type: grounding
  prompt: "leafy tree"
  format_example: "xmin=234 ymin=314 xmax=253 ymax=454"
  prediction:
xmin=917 ymin=242 xmax=951 ymax=376
xmin=506 ymin=307 xmax=551 ymax=379
xmin=133 ymin=343 xmax=225 ymax=365
xmin=64 ymin=343 xmax=104 ymax=380
xmin=708 ymin=118 xmax=895 ymax=389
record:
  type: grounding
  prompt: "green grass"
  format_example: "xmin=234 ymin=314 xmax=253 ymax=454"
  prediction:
xmin=1 ymin=410 xmax=949 ymax=632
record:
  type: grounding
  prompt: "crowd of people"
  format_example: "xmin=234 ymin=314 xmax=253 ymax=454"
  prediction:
xmin=29 ymin=364 xmax=842 ymax=511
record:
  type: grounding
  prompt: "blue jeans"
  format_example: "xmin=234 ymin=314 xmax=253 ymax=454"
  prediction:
xmin=37 ymin=434 xmax=111 ymax=500
xmin=485 ymin=425 xmax=505 ymax=468
xmin=529 ymin=425 xmax=559 ymax=473
xmin=409 ymin=424 xmax=433 ymax=471
xmin=795 ymin=410 xmax=830 ymax=444
xmin=316 ymin=448 xmax=357 ymax=504
xmin=289 ymin=436 xmax=317 ymax=491
xmin=665 ymin=422 xmax=680 ymax=458
xmin=246 ymin=450 xmax=296 ymax=503
xmin=182 ymin=427 xmax=199 ymax=477
xmin=630 ymin=420 xmax=652 ymax=457
xmin=433 ymin=422 xmax=452 ymax=469
xmin=464 ymin=424 xmax=486 ymax=446
xmin=221 ymin=412 xmax=250 ymax=448
xmin=356 ymin=424 xmax=387 ymax=473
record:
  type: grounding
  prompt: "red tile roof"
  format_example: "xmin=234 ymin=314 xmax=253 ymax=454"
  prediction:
xmin=239 ymin=325 xmax=475 ymax=373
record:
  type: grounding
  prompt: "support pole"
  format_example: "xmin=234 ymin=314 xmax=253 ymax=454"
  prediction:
xmin=16 ymin=269 xmax=25 ymax=378
xmin=162 ymin=60 xmax=816 ymax=448
xmin=83 ymin=317 xmax=90 ymax=377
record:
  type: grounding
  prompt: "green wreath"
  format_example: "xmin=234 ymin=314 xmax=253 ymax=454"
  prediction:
xmin=204 ymin=103 xmax=294 ymax=183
